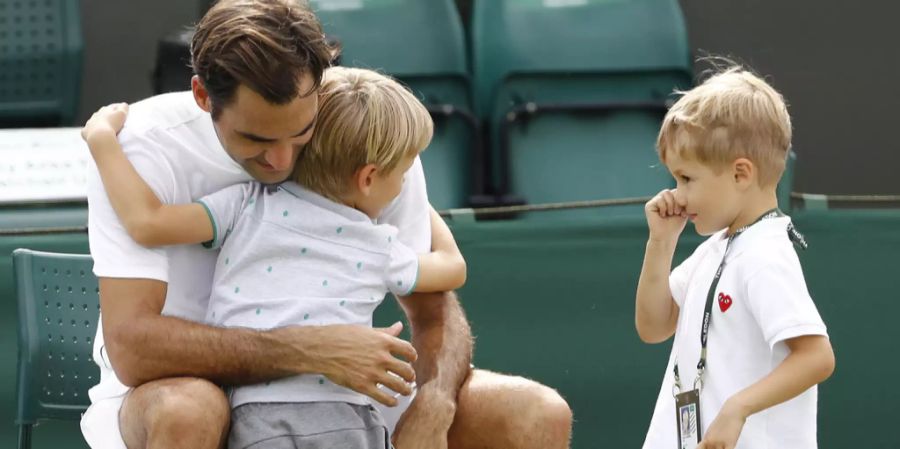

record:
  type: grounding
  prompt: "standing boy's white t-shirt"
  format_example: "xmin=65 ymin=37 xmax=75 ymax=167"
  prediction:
xmin=642 ymin=216 xmax=828 ymax=449
xmin=80 ymin=91 xmax=432 ymax=449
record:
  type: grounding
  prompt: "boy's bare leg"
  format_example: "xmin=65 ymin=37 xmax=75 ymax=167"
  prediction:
xmin=448 ymin=369 xmax=572 ymax=449
xmin=119 ymin=377 xmax=230 ymax=449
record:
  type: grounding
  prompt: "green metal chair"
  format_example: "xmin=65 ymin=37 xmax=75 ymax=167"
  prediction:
xmin=473 ymin=0 xmax=693 ymax=214
xmin=310 ymin=0 xmax=482 ymax=209
xmin=0 ymin=0 xmax=83 ymax=127
xmin=12 ymin=249 xmax=98 ymax=449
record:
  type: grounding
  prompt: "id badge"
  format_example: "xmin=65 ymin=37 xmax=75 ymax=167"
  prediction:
xmin=675 ymin=389 xmax=701 ymax=449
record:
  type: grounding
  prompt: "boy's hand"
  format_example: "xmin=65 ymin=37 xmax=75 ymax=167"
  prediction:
xmin=697 ymin=401 xmax=747 ymax=449
xmin=645 ymin=189 xmax=687 ymax=243
xmin=81 ymin=103 xmax=129 ymax=144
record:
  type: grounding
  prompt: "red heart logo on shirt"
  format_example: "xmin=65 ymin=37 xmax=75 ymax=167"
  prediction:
xmin=718 ymin=293 xmax=733 ymax=312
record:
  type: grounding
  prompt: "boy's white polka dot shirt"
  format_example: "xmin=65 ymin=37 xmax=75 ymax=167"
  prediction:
xmin=643 ymin=216 xmax=828 ymax=449
xmin=198 ymin=181 xmax=420 ymax=407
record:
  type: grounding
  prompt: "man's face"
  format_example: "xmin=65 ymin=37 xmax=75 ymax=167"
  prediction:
xmin=201 ymin=75 xmax=319 ymax=184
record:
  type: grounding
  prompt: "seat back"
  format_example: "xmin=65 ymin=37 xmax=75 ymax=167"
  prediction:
xmin=12 ymin=249 xmax=98 ymax=426
xmin=312 ymin=0 xmax=466 ymax=79
xmin=0 ymin=0 xmax=83 ymax=126
xmin=473 ymin=0 xmax=691 ymax=116
xmin=473 ymin=0 xmax=692 ymax=209
xmin=310 ymin=0 xmax=479 ymax=208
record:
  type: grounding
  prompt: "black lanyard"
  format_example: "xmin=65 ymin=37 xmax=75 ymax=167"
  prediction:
xmin=672 ymin=209 xmax=807 ymax=394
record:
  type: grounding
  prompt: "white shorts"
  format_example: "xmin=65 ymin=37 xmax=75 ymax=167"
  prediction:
xmin=80 ymin=392 xmax=128 ymax=449
xmin=79 ymin=387 xmax=414 ymax=449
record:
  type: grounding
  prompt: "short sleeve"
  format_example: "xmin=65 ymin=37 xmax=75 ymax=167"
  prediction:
xmin=745 ymin=251 xmax=827 ymax=348
xmin=378 ymin=156 xmax=431 ymax=254
xmin=384 ymin=232 xmax=420 ymax=297
xmin=196 ymin=182 xmax=256 ymax=250
xmin=88 ymin=130 xmax=172 ymax=281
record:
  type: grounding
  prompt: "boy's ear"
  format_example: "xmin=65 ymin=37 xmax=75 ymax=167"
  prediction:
xmin=733 ymin=157 xmax=755 ymax=189
xmin=355 ymin=163 xmax=378 ymax=196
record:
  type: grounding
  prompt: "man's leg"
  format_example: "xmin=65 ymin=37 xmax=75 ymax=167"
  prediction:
xmin=447 ymin=369 xmax=572 ymax=449
xmin=119 ymin=377 xmax=230 ymax=449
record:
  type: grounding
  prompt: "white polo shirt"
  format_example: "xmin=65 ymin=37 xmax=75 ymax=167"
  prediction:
xmin=642 ymin=216 xmax=828 ymax=449
xmin=84 ymin=91 xmax=431 ymax=403
xmin=198 ymin=181 xmax=419 ymax=407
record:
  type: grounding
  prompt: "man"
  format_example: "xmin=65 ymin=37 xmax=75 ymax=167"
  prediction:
xmin=81 ymin=1 xmax=572 ymax=448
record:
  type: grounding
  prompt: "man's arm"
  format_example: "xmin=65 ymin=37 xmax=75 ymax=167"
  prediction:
xmin=391 ymin=290 xmax=473 ymax=446
xmin=376 ymin=157 xmax=472 ymax=445
xmin=100 ymin=277 xmax=418 ymax=405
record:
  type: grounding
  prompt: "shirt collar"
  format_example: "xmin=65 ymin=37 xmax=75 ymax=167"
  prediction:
xmin=277 ymin=181 xmax=374 ymax=224
xmin=722 ymin=215 xmax=793 ymax=258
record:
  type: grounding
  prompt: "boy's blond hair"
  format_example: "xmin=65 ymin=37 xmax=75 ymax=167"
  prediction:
xmin=657 ymin=67 xmax=792 ymax=187
xmin=292 ymin=67 xmax=433 ymax=201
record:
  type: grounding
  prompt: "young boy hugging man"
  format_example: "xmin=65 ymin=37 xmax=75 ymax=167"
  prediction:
xmin=82 ymin=66 xmax=467 ymax=449
xmin=635 ymin=67 xmax=835 ymax=449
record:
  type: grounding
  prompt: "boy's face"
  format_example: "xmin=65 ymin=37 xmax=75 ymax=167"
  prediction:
xmin=194 ymin=75 xmax=319 ymax=185
xmin=666 ymin=150 xmax=743 ymax=236
xmin=358 ymin=154 xmax=417 ymax=219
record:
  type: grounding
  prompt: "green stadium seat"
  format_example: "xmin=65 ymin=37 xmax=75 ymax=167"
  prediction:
xmin=0 ymin=0 xmax=83 ymax=127
xmin=472 ymin=0 xmax=693 ymax=213
xmin=12 ymin=249 xmax=97 ymax=449
xmin=310 ymin=0 xmax=481 ymax=209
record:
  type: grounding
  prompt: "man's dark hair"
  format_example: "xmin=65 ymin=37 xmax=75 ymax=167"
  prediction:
xmin=191 ymin=0 xmax=336 ymax=118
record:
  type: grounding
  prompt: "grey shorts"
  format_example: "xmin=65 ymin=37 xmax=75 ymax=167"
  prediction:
xmin=228 ymin=402 xmax=393 ymax=449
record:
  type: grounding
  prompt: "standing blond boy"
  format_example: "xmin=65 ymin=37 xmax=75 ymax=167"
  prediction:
xmin=636 ymin=67 xmax=835 ymax=449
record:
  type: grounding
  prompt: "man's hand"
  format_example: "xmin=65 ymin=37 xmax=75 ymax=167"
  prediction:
xmin=82 ymin=102 xmax=129 ymax=144
xmin=272 ymin=322 xmax=417 ymax=406
xmin=392 ymin=384 xmax=457 ymax=449
xmin=697 ymin=400 xmax=747 ymax=449
xmin=645 ymin=188 xmax=687 ymax=244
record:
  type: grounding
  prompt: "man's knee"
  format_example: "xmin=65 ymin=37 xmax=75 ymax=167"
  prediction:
xmin=144 ymin=378 xmax=230 ymax=435
xmin=489 ymin=376 xmax=571 ymax=438
xmin=450 ymin=371 xmax=572 ymax=449
xmin=520 ymin=382 xmax=572 ymax=439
